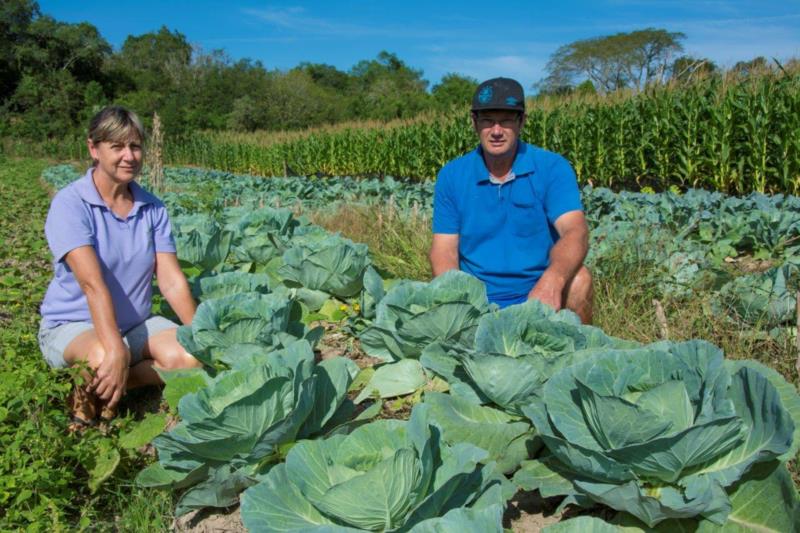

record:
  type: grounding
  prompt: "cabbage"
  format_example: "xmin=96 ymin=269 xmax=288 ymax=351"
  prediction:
xmin=516 ymin=340 xmax=799 ymax=527
xmin=278 ymin=233 xmax=373 ymax=299
xmin=359 ymin=270 xmax=492 ymax=362
xmin=176 ymin=292 xmax=322 ymax=368
xmin=137 ymin=340 xmax=358 ymax=515
xmin=240 ymin=403 xmax=512 ymax=532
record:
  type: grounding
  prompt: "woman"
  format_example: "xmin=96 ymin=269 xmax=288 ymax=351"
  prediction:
xmin=38 ymin=106 xmax=201 ymax=426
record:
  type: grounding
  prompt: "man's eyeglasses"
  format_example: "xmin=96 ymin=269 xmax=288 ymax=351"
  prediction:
xmin=476 ymin=116 xmax=520 ymax=129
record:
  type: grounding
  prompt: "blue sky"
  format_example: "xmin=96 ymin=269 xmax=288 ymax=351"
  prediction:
xmin=40 ymin=1 xmax=800 ymax=90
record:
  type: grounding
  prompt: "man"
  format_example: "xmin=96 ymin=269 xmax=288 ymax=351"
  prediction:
xmin=429 ymin=77 xmax=593 ymax=323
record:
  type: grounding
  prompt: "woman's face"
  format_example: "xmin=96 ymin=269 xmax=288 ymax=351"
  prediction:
xmin=88 ymin=134 xmax=144 ymax=184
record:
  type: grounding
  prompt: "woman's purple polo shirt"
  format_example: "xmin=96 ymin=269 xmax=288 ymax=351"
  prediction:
xmin=40 ymin=169 xmax=176 ymax=332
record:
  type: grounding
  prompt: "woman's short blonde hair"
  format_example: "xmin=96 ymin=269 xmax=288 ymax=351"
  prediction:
xmin=88 ymin=106 xmax=145 ymax=145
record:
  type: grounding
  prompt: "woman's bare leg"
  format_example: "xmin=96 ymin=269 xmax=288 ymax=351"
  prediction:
xmin=142 ymin=328 xmax=203 ymax=371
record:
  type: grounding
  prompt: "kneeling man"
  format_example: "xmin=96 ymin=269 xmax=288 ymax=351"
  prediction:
xmin=429 ymin=77 xmax=593 ymax=323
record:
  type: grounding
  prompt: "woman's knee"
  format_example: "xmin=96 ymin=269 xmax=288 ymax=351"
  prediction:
xmin=152 ymin=346 xmax=203 ymax=370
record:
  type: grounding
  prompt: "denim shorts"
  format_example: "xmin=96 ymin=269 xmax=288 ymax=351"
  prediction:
xmin=38 ymin=315 xmax=179 ymax=369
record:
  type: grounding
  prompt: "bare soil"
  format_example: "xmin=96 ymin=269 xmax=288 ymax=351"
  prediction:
xmin=174 ymin=506 xmax=245 ymax=532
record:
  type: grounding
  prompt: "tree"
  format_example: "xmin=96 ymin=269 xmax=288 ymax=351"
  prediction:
xmin=294 ymin=62 xmax=350 ymax=92
xmin=731 ymin=56 xmax=770 ymax=77
xmin=118 ymin=26 xmax=192 ymax=90
xmin=0 ymin=0 xmax=38 ymax=101
xmin=540 ymin=28 xmax=685 ymax=93
xmin=349 ymin=51 xmax=431 ymax=119
xmin=432 ymin=73 xmax=478 ymax=110
xmin=670 ymin=55 xmax=718 ymax=83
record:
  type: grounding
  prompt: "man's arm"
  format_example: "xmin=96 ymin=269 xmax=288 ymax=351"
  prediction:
xmin=528 ymin=210 xmax=589 ymax=310
xmin=429 ymin=233 xmax=460 ymax=277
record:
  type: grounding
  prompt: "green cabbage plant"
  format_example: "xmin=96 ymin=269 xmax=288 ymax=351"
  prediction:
xmin=176 ymin=292 xmax=322 ymax=368
xmin=422 ymin=300 xmax=636 ymax=410
xmin=712 ymin=263 xmax=797 ymax=328
xmin=359 ymin=270 xmax=492 ymax=362
xmin=137 ymin=340 xmax=358 ymax=515
xmin=192 ymin=272 xmax=273 ymax=302
xmin=230 ymin=208 xmax=297 ymax=272
xmin=516 ymin=340 xmax=800 ymax=527
xmin=278 ymin=234 xmax=372 ymax=299
xmin=240 ymin=403 xmax=512 ymax=532
xmin=421 ymin=301 xmax=634 ymax=474
xmin=172 ymin=214 xmax=233 ymax=275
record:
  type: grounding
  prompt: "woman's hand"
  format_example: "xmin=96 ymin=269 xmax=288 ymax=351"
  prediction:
xmin=90 ymin=343 xmax=131 ymax=408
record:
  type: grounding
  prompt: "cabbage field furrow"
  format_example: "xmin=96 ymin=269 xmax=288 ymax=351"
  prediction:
xmin=39 ymin=165 xmax=800 ymax=531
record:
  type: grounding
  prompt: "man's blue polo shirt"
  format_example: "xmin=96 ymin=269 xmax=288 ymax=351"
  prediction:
xmin=432 ymin=141 xmax=583 ymax=307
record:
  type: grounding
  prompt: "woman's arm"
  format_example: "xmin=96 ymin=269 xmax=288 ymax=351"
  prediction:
xmin=155 ymin=252 xmax=196 ymax=325
xmin=64 ymin=245 xmax=130 ymax=407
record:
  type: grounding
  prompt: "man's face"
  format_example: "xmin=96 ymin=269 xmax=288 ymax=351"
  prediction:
xmin=473 ymin=110 xmax=525 ymax=159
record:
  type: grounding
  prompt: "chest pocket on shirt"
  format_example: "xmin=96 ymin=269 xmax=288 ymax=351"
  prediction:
xmin=509 ymin=178 xmax=547 ymax=237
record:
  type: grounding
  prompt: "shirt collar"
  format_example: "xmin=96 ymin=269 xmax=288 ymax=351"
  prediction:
xmin=473 ymin=141 xmax=536 ymax=183
xmin=75 ymin=167 xmax=154 ymax=216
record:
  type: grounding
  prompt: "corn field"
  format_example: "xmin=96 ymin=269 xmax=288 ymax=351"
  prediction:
xmin=3 ymin=69 xmax=798 ymax=194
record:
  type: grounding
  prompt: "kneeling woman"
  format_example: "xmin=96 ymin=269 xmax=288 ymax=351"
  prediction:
xmin=38 ymin=106 xmax=201 ymax=425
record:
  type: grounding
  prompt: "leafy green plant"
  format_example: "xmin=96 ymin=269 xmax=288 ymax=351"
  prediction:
xmin=240 ymin=403 xmax=512 ymax=532
xmin=176 ymin=292 xmax=322 ymax=368
xmin=278 ymin=233 xmax=373 ymax=299
xmin=516 ymin=340 xmax=800 ymax=527
xmin=137 ymin=340 xmax=358 ymax=515
xmin=359 ymin=270 xmax=492 ymax=361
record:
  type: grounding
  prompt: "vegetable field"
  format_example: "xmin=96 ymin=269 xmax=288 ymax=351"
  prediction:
xmin=3 ymin=162 xmax=794 ymax=531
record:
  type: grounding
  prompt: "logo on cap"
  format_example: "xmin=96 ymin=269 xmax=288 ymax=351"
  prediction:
xmin=505 ymin=97 xmax=519 ymax=106
xmin=478 ymin=86 xmax=493 ymax=104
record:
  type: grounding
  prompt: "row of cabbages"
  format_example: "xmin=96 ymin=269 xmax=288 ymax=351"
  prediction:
xmin=40 ymin=166 xmax=800 ymax=530
xmin=42 ymin=164 xmax=800 ymax=336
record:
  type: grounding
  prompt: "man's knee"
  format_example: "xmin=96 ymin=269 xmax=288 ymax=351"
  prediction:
xmin=573 ymin=265 xmax=593 ymax=297
xmin=565 ymin=265 xmax=593 ymax=325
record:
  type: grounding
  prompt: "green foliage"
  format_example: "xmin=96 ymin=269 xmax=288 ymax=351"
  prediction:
xmin=517 ymin=340 xmax=799 ymax=527
xmin=240 ymin=403 xmax=511 ymax=531
xmin=175 ymin=292 xmax=321 ymax=368
xmin=138 ymin=340 xmax=357 ymax=515
xmin=278 ymin=234 xmax=373 ymax=299
xmin=158 ymin=67 xmax=800 ymax=194
xmin=432 ymin=73 xmax=478 ymax=110
xmin=359 ymin=270 xmax=492 ymax=362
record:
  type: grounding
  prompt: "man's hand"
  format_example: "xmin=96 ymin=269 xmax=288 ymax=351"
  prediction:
xmin=90 ymin=344 xmax=131 ymax=408
xmin=528 ymin=271 xmax=567 ymax=311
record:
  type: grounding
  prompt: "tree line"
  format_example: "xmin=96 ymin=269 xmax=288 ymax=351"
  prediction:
xmin=0 ymin=1 xmax=787 ymax=141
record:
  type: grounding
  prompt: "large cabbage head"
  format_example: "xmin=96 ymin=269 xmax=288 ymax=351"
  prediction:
xmin=173 ymin=214 xmax=233 ymax=274
xmin=137 ymin=340 xmax=358 ymax=515
xmin=422 ymin=300 xmax=636 ymax=413
xmin=278 ymin=234 xmax=372 ymax=298
xmin=359 ymin=270 xmax=492 ymax=361
xmin=177 ymin=292 xmax=321 ymax=367
xmin=240 ymin=403 xmax=511 ymax=532
xmin=230 ymin=208 xmax=297 ymax=270
xmin=519 ymin=340 xmax=798 ymax=527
